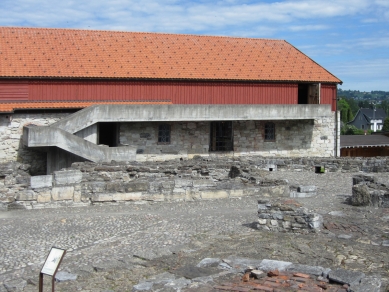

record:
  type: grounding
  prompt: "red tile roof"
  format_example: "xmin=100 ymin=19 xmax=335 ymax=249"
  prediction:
xmin=0 ymin=101 xmax=171 ymax=113
xmin=0 ymin=27 xmax=341 ymax=83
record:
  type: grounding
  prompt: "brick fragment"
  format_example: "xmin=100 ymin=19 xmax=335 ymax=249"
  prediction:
xmin=292 ymin=276 xmax=309 ymax=283
xmin=293 ymin=272 xmax=311 ymax=279
xmin=317 ymin=281 xmax=328 ymax=289
xmin=264 ymin=280 xmax=281 ymax=287
xmin=242 ymin=272 xmax=250 ymax=282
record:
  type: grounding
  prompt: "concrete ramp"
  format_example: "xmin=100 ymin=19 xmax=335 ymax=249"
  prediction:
xmin=23 ymin=125 xmax=136 ymax=163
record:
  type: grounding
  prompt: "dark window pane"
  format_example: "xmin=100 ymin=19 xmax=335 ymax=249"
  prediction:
xmin=158 ymin=124 xmax=170 ymax=143
xmin=264 ymin=122 xmax=275 ymax=141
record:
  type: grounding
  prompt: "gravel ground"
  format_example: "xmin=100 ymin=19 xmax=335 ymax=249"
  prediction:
xmin=0 ymin=170 xmax=388 ymax=291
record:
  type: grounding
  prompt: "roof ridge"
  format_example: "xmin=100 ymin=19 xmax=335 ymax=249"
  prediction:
xmin=0 ymin=26 xmax=285 ymax=42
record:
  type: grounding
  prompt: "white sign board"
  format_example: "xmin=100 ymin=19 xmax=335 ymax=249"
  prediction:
xmin=41 ymin=247 xmax=66 ymax=276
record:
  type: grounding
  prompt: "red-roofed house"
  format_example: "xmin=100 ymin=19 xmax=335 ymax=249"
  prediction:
xmin=0 ymin=27 xmax=342 ymax=174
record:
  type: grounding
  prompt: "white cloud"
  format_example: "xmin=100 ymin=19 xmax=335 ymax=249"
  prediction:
xmin=288 ymin=25 xmax=329 ymax=32
xmin=0 ymin=0 xmax=379 ymax=33
xmin=330 ymin=59 xmax=389 ymax=91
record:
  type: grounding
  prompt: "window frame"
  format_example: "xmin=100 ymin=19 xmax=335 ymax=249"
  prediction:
xmin=264 ymin=122 xmax=275 ymax=142
xmin=157 ymin=123 xmax=171 ymax=144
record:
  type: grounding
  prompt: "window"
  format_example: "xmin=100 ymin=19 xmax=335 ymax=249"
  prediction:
xmin=264 ymin=122 xmax=275 ymax=141
xmin=158 ymin=124 xmax=171 ymax=143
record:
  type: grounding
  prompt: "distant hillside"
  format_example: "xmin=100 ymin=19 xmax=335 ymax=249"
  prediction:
xmin=338 ymin=89 xmax=389 ymax=100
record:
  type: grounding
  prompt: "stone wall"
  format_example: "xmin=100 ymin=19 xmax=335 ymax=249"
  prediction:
xmin=348 ymin=174 xmax=389 ymax=208
xmin=0 ymin=112 xmax=71 ymax=174
xmin=1 ymin=156 xmax=389 ymax=210
xmin=119 ymin=117 xmax=335 ymax=161
xmin=256 ymin=198 xmax=323 ymax=233
xmin=120 ymin=121 xmax=210 ymax=159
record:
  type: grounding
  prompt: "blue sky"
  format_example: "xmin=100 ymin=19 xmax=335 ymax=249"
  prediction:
xmin=1 ymin=0 xmax=388 ymax=91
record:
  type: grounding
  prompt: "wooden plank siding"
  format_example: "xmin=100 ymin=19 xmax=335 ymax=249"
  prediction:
xmin=0 ymin=80 xmax=337 ymax=109
xmin=0 ymin=82 xmax=29 ymax=101
xmin=321 ymin=84 xmax=337 ymax=111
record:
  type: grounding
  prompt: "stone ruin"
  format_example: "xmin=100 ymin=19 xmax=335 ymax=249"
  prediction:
xmin=256 ymin=199 xmax=323 ymax=233
xmin=348 ymin=174 xmax=389 ymax=208
xmin=1 ymin=156 xmax=389 ymax=210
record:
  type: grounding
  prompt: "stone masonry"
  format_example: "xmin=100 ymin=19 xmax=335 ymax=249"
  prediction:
xmin=121 ymin=118 xmax=335 ymax=161
xmin=349 ymin=174 xmax=389 ymax=208
xmin=0 ymin=112 xmax=71 ymax=174
xmin=3 ymin=110 xmax=336 ymax=176
xmin=1 ymin=156 xmax=389 ymax=210
xmin=256 ymin=198 xmax=323 ymax=233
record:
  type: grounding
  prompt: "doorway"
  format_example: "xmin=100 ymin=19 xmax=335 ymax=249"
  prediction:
xmin=98 ymin=122 xmax=119 ymax=147
xmin=210 ymin=121 xmax=233 ymax=151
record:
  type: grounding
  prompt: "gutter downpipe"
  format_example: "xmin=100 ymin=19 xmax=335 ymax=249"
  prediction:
xmin=335 ymin=85 xmax=338 ymax=157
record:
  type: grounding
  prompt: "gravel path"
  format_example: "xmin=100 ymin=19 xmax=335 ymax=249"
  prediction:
xmin=0 ymin=170 xmax=388 ymax=291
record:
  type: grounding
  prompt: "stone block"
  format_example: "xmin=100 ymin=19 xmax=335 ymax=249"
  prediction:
xmin=297 ymin=185 xmax=316 ymax=192
xmin=286 ymin=264 xmax=331 ymax=277
xmin=126 ymin=180 xmax=149 ymax=192
xmin=37 ymin=190 xmax=51 ymax=203
xmin=185 ymin=190 xmax=201 ymax=201
xmin=16 ymin=190 xmax=37 ymax=201
xmin=196 ymin=258 xmax=221 ymax=268
xmin=328 ymin=269 xmax=365 ymax=286
xmin=147 ymin=193 xmax=165 ymax=201
xmin=229 ymin=189 xmax=244 ymax=197
xmin=192 ymin=179 xmax=216 ymax=188
xmin=349 ymin=276 xmax=381 ymax=292
xmin=112 ymin=192 xmax=142 ymax=201
xmin=200 ymin=190 xmax=229 ymax=200
xmin=53 ymin=170 xmax=82 ymax=185
xmin=31 ymin=175 xmax=53 ymax=188
xmin=260 ymin=185 xmax=289 ymax=197
xmin=87 ymin=181 xmax=106 ymax=192
xmin=350 ymin=184 xmax=371 ymax=206
xmin=91 ymin=193 xmax=113 ymax=202
xmin=258 ymin=259 xmax=293 ymax=272
xmin=73 ymin=187 xmax=82 ymax=202
xmin=290 ymin=191 xmax=317 ymax=198
xmin=174 ymin=179 xmax=193 ymax=188
xmin=55 ymin=271 xmax=77 ymax=282
xmin=223 ymin=256 xmax=263 ymax=272
xmin=52 ymin=186 xmax=74 ymax=201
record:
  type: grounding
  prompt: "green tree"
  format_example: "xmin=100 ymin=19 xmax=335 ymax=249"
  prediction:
xmin=345 ymin=98 xmax=359 ymax=116
xmin=378 ymin=100 xmax=389 ymax=116
xmin=338 ymin=98 xmax=354 ymax=123
xmin=341 ymin=125 xmax=366 ymax=135
xmin=383 ymin=117 xmax=389 ymax=132
xmin=358 ymin=100 xmax=373 ymax=109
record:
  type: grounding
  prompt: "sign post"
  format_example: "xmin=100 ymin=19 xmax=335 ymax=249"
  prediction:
xmin=39 ymin=247 xmax=66 ymax=292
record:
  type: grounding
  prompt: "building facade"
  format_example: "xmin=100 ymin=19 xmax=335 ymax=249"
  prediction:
xmin=0 ymin=27 xmax=342 ymax=174
xmin=347 ymin=108 xmax=386 ymax=132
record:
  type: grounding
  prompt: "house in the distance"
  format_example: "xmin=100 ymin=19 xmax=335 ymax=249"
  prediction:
xmin=347 ymin=108 xmax=386 ymax=132
xmin=0 ymin=27 xmax=342 ymax=174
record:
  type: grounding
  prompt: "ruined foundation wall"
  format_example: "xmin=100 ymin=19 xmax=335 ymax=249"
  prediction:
xmin=0 ymin=113 xmax=71 ymax=174
xmin=1 ymin=156 xmax=389 ymax=210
